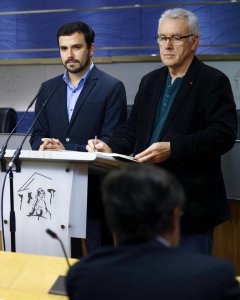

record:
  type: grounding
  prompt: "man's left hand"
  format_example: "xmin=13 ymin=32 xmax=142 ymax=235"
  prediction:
xmin=135 ymin=142 xmax=170 ymax=163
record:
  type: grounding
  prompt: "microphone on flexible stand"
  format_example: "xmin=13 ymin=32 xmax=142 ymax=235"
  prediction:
xmin=0 ymin=84 xmax=45 ymax=172
xmin=6 ymin=84 xmax=59 ymax=173
xmin=46 ymin=228 xmax=71 ymax=268
xmin=1 ymin=84 xmax=44 ymax=252
xmin=1 ymin=84 xmax=59 ymax=254
xmin=46 ymin=228 xmax=71 ymax=296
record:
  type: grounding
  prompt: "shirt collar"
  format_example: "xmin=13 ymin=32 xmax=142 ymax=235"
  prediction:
xmin=155 ymin=235 xmax=171 ymax=247
xmin=168 ymin=72 xmax=183 ymax=85
xmin=63 ymin=61 xmax=94 ymax=89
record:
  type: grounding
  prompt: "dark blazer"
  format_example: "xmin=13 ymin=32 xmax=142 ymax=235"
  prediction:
xmin=108 ymin=57 xmax=238 ymax=234
xmin=66 ymin=240 xmax=240 ymax=300
xmin=30 ymin=65 xmax=127 ymax=151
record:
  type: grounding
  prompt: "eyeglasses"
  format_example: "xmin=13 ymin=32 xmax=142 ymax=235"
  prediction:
xmin=155 ymin=34 xmax=194 ymax=45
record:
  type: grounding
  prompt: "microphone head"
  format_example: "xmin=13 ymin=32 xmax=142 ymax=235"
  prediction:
xmin=46 ymin=228 xmax=58 ymax=239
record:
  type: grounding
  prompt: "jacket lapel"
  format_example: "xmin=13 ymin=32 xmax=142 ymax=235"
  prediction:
xmin=69 ymin=66 xmax=98 ymax=126
xmin=56 ymin=80 xmax=69 ymax=126
xmin=140 ymin=67 xmax=168 ymax=148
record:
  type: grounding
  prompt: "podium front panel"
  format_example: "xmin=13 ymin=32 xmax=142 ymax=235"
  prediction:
xmin=1 ymin=160 xmax=88 ymax=257
xmin=0 ymin=149 xmax=131 ymax=257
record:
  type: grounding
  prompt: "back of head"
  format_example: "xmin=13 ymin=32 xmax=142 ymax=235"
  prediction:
xmin=159 ymin=8 xmax=199 ymax=35
xmin=102 ymin=164 xmax=185 ymax=244
xmin=57 ymin=21 xmax=95 ymax=48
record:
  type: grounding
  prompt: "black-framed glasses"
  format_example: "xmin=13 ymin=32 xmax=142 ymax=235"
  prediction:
xmin=155 ymin=34 xmax=194 ymax=45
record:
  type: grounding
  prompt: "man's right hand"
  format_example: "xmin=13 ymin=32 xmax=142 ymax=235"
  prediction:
xmin=86 ymin=139 xmax=112 ymax=153
xmin=39 ymin=138 xmax=65 ymax=151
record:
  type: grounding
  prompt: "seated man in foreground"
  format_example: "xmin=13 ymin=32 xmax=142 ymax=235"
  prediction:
xmin=66 ymin=164 xmax=240 ymax=300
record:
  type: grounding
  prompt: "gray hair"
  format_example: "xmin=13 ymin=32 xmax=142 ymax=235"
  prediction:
xmin=159 ymin=8 xmax=199 ymax=35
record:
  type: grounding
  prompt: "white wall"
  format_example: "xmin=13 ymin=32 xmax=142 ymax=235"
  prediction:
xmin=0 ymin=60 xmax=240 ymax=110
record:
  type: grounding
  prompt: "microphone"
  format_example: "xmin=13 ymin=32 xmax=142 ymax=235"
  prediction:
xmin=46 ymin=228 xmax=71 ymax=296
xmin=46 ymin=228 xmax=71 ymax=268
xmin=6 ymin=84 xmax=59 ymax=173
xmin=0 ymin=84 xmax=45 ymax=172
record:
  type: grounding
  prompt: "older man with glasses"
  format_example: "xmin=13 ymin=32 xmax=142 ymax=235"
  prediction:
xmin=87 ymin=8 xmax=237 ymax=255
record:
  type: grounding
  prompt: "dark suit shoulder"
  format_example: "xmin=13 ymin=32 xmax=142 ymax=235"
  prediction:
xmin=176 ymin=247 xmax=236 ymax=271
xmin=42 ymin=74 xmax=64 ymax=88
xmin=189 ymin=56 xmax=230 ymax=81
xmin=91 ymin=65 xmax=124 ymax=85
xmin=141 ymin=65 xmax=167 ymax=81
xmin=66 ymin=241 xmax=239 ymax=300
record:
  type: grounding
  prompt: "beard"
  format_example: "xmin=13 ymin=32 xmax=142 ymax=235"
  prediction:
xmin=64 ymin=54 xmax=91 ymax=74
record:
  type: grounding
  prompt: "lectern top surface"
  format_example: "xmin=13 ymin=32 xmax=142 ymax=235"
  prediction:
xmin=5 ymin=149 xmax=97 ymax=162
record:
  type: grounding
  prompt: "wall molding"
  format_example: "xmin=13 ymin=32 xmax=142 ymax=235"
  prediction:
xmin=0 ymin=54 xmax=239 ymax=65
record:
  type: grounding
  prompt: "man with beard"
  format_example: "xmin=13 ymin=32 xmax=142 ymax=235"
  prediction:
xmin=30 ymin=21 xmax=127 ymax=256
xmin=30 ymin=21 xmax=127 ymax=152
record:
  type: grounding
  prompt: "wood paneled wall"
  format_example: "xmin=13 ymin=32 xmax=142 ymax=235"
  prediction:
xmin=213 ymin=200 xmax=240 ymax=274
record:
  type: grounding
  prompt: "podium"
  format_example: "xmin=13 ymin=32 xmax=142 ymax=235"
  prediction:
xmin=0 ymin=150 xmax=129 ymax=257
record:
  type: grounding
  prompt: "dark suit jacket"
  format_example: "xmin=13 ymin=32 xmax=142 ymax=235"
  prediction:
xmin=108 ymin=57 xmax=238 ymax=233
xmin=30 ymin=65 xmax=127 ymax=151
xmin=66 ymin=240 xmax=240 ymax=300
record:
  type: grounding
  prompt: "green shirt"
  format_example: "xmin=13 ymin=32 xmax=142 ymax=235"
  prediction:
xmin=149 ymin=73 xmax=183 ymax=144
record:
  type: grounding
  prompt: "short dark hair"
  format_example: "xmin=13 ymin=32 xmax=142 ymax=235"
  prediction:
xmin=102 ymin=164 xmax=185 ymax=244
xmin=57 ymin=21 xmax=95 ymax=48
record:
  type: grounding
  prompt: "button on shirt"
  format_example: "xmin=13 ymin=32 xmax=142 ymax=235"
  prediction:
xmin=63 ymin=62 xmax=94 ymax=121
xmin=150 ymin=73 xmax=183 ymax=144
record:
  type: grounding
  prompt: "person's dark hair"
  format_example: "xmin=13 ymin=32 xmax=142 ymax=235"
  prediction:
xmin=102 ymin=164 xmax=185 ymax=244
xmin=57 ymin=21 xmax=95 ymax=48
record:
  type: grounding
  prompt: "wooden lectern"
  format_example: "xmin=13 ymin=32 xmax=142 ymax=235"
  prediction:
xmin=0 ymin=150 xmax=130 ymax=257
